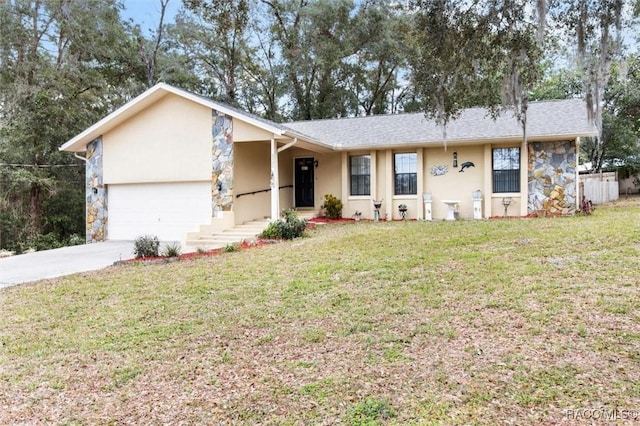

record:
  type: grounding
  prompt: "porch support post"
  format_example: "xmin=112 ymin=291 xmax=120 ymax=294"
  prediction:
xmin=520 ymin=137 xmax=528 ymax=216
xmin=483 ymin=144 xmax=492 ymax=218
xmin=575 ymin=137 xmax=581 ymax=204
xmin=416 ymin=147 xmax=424 ymax=220
xmin=270 ymin=136 xmax=280 ymax=221
xmin=385 ymin=149 xmax=393 ymax=220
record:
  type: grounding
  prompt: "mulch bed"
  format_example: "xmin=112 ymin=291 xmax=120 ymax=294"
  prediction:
xmin=115 ymin=239 xmax=277 ymax=266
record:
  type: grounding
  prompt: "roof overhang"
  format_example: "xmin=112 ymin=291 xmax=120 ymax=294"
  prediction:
xmin=333 ymin=133 xmax=595 ymax=151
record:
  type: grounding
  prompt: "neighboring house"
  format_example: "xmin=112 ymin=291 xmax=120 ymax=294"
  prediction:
xmin=60 ymin=83 xmax=596 ymax=244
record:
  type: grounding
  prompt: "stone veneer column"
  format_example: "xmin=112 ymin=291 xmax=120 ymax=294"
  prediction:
xmin=212 ymin=110 xmax=233 ymax=216
xmin=86 ymin=137 xmax=107 ymax=242
xmin=527 ymin=141 xmax=577 ymax=215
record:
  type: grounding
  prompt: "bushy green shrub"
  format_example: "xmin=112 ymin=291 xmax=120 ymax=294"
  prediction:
xmin=161 ymin=242 xmax=182 ymax=257
xmin=322 ymin=194 xmax=343 ymax=219
xmin=134 ymin=235 xmax=160 ymax=258
xmin=260 ymin=208 xmax=308 ymax=240
xmin=19 ymin=233 xmax=65 ymax=253
xmin=67 ymin=233 xmax=85 ymax=246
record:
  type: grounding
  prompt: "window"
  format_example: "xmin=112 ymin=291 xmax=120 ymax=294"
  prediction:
xmin=394 ymin=153 xmax=417 ymax=195
xmin=350 ymin=155 xmax=370 ymax=196
xmin=492 ymin=147 xmax=520 ymax=193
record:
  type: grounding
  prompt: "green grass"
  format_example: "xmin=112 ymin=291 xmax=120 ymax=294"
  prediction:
xmin=1 ymin=197 xmax=640 ymax=424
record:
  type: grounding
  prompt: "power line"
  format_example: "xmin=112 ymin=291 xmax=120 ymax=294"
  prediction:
xmin=0 ymin=163 xmax=84 ymax=168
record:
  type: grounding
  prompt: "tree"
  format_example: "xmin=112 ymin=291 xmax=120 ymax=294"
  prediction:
xmin=530 ymin=65 xmax=583 ymax=101
xmin=408 ymin=0 xmax=502 ymax=139
xmin=177 ymin=0 xmax=252 ymax=105
xmin=259 ymin=0 xmax=355 ymax=119
xmin=343 ymin=2 xmax=411 ymax=115
xmin=494 ymin=1 xmax=545 ymax=148
xmin=0 ymin=0 xmax=142 ymax=251
xmin=599 ymin=56 xmax=640 ymax=175
xmin=550 ymin=0 xmax=629 ymax=172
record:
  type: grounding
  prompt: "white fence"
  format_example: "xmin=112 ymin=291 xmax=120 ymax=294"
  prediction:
xmin=579 ymin=172 xmax=619 ymax=205
xmin=619 ymin=175 xmax=640 ymax=195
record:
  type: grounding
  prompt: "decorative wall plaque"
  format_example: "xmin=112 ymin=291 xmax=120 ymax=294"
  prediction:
xmin=430 ymin=165 xmax=448 ymax=176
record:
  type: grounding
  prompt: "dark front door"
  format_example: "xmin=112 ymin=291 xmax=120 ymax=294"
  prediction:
xmin=295 ymin=157 xmax=315 ymax=207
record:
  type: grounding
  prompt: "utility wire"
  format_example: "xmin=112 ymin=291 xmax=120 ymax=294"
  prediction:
xmin=0 ymin=163 xmax=84 ymax=168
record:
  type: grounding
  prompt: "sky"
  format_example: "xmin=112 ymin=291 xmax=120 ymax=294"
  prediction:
xmin=120 ymin=0 xmax=181 ymax=33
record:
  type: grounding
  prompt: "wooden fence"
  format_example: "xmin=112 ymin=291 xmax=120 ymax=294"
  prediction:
xmin=579 ymin=172 xmax=619 ymax=205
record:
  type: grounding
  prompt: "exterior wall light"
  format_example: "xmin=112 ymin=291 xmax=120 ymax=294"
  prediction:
xmin=453 ymin=152 xmax=458 ymax=168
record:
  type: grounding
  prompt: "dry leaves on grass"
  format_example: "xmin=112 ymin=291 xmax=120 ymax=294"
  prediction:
xmin=1 ymin=197 xmax=640 ymax=424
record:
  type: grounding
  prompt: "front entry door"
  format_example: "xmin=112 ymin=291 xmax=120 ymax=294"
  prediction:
xmin=295 ymin=157 xmax=315 ymax=207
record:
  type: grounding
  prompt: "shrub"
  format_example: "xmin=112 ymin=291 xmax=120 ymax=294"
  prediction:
xmin=19 ymin=233 xmax=65 ymax=253
xmin=322 ymin=194 xmax=343 ymax=219
xmin=260 ymin=208 xmax=308 ymax=240
xmin=162 ymin=242 xmax=182 ymax=257
xmin=133 ymin=235 xmax=160 ymax=258
xmin=223 ymin=242 xmax=239 ymax=252
xmin=68 ymin=233 xmax=85 ymax=246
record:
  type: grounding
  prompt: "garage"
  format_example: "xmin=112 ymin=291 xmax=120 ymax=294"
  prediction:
xmin=107 ymin=182 xmax=212 ymax=241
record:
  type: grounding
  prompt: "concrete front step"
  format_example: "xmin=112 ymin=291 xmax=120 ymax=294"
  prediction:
xmin=184 ymin=218 xmax=270 ymax=250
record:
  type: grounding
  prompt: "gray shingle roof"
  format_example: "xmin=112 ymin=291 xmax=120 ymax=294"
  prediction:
xmin=284 ymin=98 xmax=596 ymax=149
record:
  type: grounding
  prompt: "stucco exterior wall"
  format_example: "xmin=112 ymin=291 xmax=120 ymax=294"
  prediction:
xmin=287 ymin=147 xmax=341 ymax=212
xmin=233 ymin=119 xmax=276 ymax=142
xmin=340 ymin=150 xmax=379 ymax=220
xmin=491 ymin=195 xmax=522 ymax=217
xmin=424 ymin=145 xmax=485 ymax=220
xmin=234 ymin=141 xmax=271 ymax=224
xmin=279 ymin=149 xmax=294 ymax=212
xmin=312 ymin=151 xmax=341 ymax=211
xmin=487 ymin=142 xmax=524 ymax=218
xmin=103 ymin=93 xmax=211 ymax=184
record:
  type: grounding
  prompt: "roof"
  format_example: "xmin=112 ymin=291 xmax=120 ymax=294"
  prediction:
xmin=61 ymin=83 xmax=596 ymax=153
xmin=285 ymin=98 xmax=597 ymax=149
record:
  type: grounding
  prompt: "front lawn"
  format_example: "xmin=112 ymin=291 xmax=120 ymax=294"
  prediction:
xmin=1 ymin=197 xmax=639 ymax=424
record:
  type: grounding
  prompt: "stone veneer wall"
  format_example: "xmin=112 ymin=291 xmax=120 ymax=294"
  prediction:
xmin=528 ymin=140 xmax=577 ymax=215
xmin=212 ymin=110 xmax=233 ymax=216
xmin=86 ymin=137 xmax=107 ymax=242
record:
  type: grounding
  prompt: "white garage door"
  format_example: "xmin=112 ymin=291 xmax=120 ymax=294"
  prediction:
xmin=108 ymin=182 xmax=212 ymax=241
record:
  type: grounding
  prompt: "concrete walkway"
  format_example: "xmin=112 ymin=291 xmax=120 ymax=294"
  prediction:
xmin=0 ymin=241 xmax=135 ymax=289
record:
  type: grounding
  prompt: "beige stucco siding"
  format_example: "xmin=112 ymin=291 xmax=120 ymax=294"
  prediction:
xmin=491 ymin=195 xmax=522 ymax=217
xmin=234 ymin=120 xmax=277 ymax=142
xmin=278 ymin=149 xmax=294 ymax=212
xmin=313 ymin=152 xmax=341 ymax=209
xmin=487 ymin=142 xmax=524 ymax=217
xmin=342 ymin=150 xmax=375 ymax=219
xmin=234 ymin=141 xmax=272 ymax=224
xmin=288 ymin=147 xmax=341 ymax=211
xmin=103 ymin=93 xmax=211 ymax=184
xmin=424 ymin=145 xmax=484 ymax=220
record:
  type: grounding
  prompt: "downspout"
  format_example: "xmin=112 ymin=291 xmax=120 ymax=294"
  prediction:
xmin=278 ymin=137 xmax=297 ymax=153
xmin=74 ymin=153 xmax=88 ymax=162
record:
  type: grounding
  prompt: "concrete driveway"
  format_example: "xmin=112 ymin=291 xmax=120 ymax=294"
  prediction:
xmin=0 ymin=241 xmax=135 ymax=289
